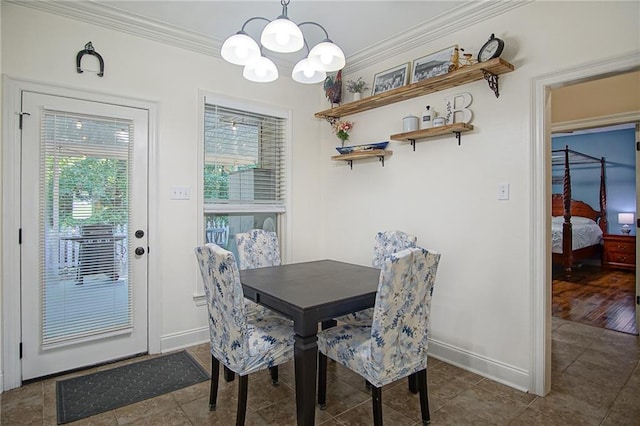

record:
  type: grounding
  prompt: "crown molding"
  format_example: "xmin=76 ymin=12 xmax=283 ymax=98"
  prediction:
xmin=6 ymin=0 xmax=219 ymax=56
xmin=8 ymin=0 xmax=532 ymax=76
xmin=344 ymin=0 xmax=532 ymax=74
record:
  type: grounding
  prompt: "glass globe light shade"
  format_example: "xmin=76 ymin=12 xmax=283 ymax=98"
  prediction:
xmin=243 ymin=56 xmax=279 ymax=82
xmin=291 ymin=58 xmax=326 ymax=84
xmin=221 ymin=32 xmax=261 ymax=65
xmin=307 ymin=41 xmax=345 ymax=72
xmin=260 ymin=18 xmax=304 ymax=53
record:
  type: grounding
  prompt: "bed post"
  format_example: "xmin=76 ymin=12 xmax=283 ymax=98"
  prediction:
xmin=562 ymin=146 xmax=573 ymax=277
xmin=599 ymin=157 xmax=607 ymax=234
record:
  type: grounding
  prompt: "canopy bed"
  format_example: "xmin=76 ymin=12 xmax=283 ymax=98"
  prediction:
xmin=551 ymin=146 xmax=607 ymax=277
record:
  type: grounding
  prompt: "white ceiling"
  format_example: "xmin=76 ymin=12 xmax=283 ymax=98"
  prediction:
xmin=10 ymin=0 xmax=529 ymax=73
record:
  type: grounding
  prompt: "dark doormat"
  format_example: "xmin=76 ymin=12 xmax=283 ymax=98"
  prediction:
xmin=56 ymin=350 xmax=209 ymax=424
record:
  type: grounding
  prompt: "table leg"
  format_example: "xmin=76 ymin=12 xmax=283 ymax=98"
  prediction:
xmin=294 ymin=334 xmax=317 ymax=425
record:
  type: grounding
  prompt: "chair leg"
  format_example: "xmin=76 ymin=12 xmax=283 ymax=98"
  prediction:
xmin=417 ymin=369 xmax=430 ymax=425
xmin=317 ymin=352 xmax=328 ymax=409
xmin=371 ymin=384 xmax=383 ymax=426
xmin=269 ymin=366 xmax=279 ymax=385
xmin=224 ymin=365 xmax=235 ymax=382
xmin=408 ymin=372 xmax=418 ymax=394
xmin=209 ymin=355 xmax=220 ymax=411
xmin=236 ymin=375 xmax=248 ymax=426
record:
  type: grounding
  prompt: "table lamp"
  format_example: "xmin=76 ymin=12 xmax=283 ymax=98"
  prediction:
xmin=618 ymin=212 xmax=634 ymax=235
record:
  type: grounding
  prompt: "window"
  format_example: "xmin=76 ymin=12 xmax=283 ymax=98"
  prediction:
xmin=202 ymin=95 xmax=287 ymax=266
xmin=41 ymin=111 xmax=132 ymax=345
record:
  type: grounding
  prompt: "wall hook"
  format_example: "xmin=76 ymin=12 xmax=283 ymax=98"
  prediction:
xmin=76 ymin=41 xmax=104 ymax=77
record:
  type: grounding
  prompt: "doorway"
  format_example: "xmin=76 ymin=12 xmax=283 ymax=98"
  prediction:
xmin=2 ymin=79 xmax=158 ymax=390
xmin=550 ymin=123 xmax=637 ymax=335
xmin=531 ymin=53 xmax=640 ymax=396
xmin=20 ymin=92 xmax=149 ymax=380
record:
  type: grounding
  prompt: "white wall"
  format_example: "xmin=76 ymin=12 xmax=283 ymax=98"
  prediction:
xmin=321 ymin=1 xmax=639 ymax=390
xmin=1 ymin=0 xmax=639 ymax=393
xmin=0 ymin=2 xmax=323 ymax=379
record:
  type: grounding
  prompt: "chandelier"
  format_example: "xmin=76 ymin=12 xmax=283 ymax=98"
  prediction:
xmin=220 ymin=0 xmax=345 ymax=84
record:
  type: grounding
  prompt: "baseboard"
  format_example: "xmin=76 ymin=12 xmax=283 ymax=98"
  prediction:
xmin=160 ymin=326 xmax=209 ymax=354
xmin=159 ymin=327 xmax=530 ymax=392
xmin=428 ymin=338 xmax=530 ymax=393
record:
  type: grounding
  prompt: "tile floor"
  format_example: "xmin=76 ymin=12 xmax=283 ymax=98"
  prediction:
xmin=2 ymin=317 xmax=639 ymax=425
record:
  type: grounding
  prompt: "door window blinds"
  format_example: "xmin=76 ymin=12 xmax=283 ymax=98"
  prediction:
xmin=40 ymin=110 xmax=133 ymax=346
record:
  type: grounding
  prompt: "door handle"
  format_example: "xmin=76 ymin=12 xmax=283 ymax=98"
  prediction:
xmin=135 ymin=247 xmax=145 ymax=256
xmin=135 ymin=230 xmax=144 ymax=238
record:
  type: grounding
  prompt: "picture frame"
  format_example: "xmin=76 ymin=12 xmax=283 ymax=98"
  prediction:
xmin=371 ymin=63 xmax=410 ymax=96
xmin=411 ymin=45 xmax=458 ymax=84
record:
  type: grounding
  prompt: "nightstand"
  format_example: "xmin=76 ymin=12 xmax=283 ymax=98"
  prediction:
xmin=602 ymin=234 xmax=636 ymax=271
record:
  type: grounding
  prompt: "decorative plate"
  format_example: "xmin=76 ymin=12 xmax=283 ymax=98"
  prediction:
xmin=336 ymin=141 xmax=389 ymax=155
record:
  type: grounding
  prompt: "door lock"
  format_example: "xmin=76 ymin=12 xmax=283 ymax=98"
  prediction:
xmin=135 ymin=247 xmax=145 ymax=256
xmin=135 ymin=230 xmax=144 ymax=238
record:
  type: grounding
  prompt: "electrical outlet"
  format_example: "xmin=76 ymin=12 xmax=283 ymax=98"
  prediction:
xmin=170 ymin=185 xmax=190 ymax=200
xmin=497 ymin=183 xmax=510 ymax=200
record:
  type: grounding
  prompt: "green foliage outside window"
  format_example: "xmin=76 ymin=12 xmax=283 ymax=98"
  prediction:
xmin=46 ymin=156 xmax=128 ymax=228
xmin=203 ymin=163 xmax=258 ymax=202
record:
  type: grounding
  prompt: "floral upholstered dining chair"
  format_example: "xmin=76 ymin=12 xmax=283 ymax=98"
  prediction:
xmin=235 ymin=229 xmax=282 ymax=270
xmin=194 ymin=243 xmax=294 ymax=426
xmin=317 ymin=247 xmax=441 ymax=426
xmin=233 ymin=229 xmax=289 ymax=383
xmin=234 ymin=229 xmax=286 ymax=319
xmin=336 ymin=230 xmax=417 ymax=326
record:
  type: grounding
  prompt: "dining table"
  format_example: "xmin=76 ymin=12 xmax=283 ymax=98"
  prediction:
xmin=239 ymin=259 xmax=381 ymax=426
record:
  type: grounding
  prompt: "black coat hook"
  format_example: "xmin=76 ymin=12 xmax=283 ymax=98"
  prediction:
xmin=76 ymin=41 xmax=104 ymax=77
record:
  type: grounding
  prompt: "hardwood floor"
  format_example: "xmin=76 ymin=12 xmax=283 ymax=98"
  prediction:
xmin=553 ymin=263 xmax=637 ymax=335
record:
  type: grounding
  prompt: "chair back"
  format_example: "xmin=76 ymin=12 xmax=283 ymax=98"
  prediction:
xmin=194 ymin=243 xmax=249 ymax=370
xmin=372 ymin=230 xmax=418 ymax=268
xmin=235 ymin=229 xmax=281 ymax=270
xmin=369 ymin=247 xmax=441 ymax=377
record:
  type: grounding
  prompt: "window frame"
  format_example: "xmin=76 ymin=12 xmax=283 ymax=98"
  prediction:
xmin=195 ymin=91 xmax=292 ymax=301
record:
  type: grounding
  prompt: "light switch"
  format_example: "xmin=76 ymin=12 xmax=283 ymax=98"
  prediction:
xmin=497 ymin=183 xmax=510 ymax=200
xmin=170 ymin=186 xmax=190 ymax=200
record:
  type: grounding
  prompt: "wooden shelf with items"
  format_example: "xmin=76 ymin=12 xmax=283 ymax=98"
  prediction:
xmin=315 ymin=57 xmax=515 ymax=120
xmin=390 ymin=122 xmax=474 ymax=149
xmin=331 ymin=149 xmax=392 ymax=169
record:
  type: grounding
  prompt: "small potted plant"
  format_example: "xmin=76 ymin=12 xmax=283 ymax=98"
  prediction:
xmin=345 ymin=77 xmax=369 ymax=101
xmin=332 ymin=120 xmax=354 ymax=147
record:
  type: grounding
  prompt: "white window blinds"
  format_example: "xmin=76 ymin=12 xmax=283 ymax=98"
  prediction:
xmin=40 ymin=110 xmax=133 ymax=346
xmin=203 ymin=103 xmax=286 ymax=212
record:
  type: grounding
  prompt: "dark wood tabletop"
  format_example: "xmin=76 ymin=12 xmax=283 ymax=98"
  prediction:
xmin=240 ymin=259 xmax=380 ymax=425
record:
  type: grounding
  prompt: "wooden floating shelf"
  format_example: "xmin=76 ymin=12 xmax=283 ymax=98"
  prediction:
xmin=315 ymin=58 xmax=514 ymax=120
xmin=390 ymin=122 xmax=474 ymax=148
xmin=331 ymin=149 xmax=392 ymax=169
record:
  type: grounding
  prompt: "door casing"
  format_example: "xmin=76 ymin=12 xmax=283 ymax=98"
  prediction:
xmin=531 ymin=52 xmax=640 ymax=396
xmin=1 ymin=77 xmax=160 ymax=391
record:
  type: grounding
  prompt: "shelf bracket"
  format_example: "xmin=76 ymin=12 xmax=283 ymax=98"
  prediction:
xmin=482 ymin=70 xmax=500 ymax=98
xmin=378 ymin=156 xmax=385 ymax=167
xmin=455 ymin=131 xmax=461 ymax=146
xmin=409 ymin=139 xmax=416 ymax=151
xmin=348 ymin=160 xmax=353 ymax=169
xmin=325 ymin=116 xmax=339 ymax=126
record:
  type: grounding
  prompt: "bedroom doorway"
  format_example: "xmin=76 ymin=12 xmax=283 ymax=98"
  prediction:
xmin=549 ymin=123 xmax=637 ymax=335
xmin=532 ymin=57 xmax=640 ymax=397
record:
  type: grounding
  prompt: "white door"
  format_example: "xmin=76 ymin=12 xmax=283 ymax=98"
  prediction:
xmin=20 ymin=91 xmax=149 ymax=380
